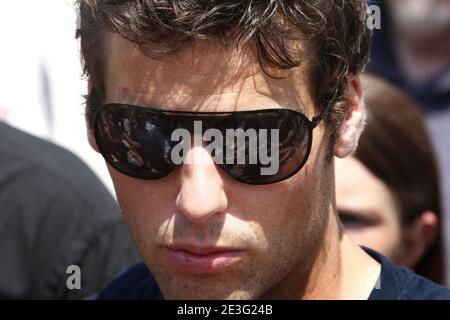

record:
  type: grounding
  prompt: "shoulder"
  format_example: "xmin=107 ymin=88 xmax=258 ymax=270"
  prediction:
xmin=399 ymin=268 xmax=450 ymax=300
xmin=95 ymin=262 xmax=163 ymax=300
xmin=0 ymin=122 xmax=121 ymax=254
xmin=0 ymin=123 xmax=132 ymax=298
xmin=0 ymin=122 xmax=117 ymax=218
xmin=366 ymin=248 xmax=450 ymax=300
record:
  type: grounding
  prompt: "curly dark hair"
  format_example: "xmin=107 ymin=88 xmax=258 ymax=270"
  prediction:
xmin=77 ymin=0 xmax=372 ymax=137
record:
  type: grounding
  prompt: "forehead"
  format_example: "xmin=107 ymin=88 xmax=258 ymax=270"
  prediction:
xmin=103 ymin=34 xmax=314 ymax=114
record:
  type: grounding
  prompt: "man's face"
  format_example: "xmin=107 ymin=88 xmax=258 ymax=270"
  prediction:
xmin=98 ymin=36 xmax=334 ymax=299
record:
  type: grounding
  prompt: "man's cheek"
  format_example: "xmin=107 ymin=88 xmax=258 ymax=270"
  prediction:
xmin=115 ymin=190 xmax=167 ymax=250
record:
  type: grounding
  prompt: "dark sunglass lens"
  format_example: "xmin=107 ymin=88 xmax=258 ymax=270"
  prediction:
xmin=220 ymin=110 xmax=312 ymax=184
xmin=95 ymin=105 xmax=176 ymax=179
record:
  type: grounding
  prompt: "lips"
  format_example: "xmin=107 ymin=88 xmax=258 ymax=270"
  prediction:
xmin=164 ymin=244 xmax=244 ymax=274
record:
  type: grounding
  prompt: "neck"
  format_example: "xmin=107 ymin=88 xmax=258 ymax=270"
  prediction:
xmin=392 ymin=28 xmax=450 ymax=84
xmin=302 ymin=210 xmax=381 ymax=300
xmin=259 ymin=204 xmax=381 ymax=300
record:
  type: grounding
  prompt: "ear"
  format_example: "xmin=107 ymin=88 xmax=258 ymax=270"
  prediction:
xmin=334 ymin=74 xmax=366 ymax=158
xmin=86 ymin=81 xmax=100 ymax=153
xmin=397 ymin=211 xmax=439 ymax=269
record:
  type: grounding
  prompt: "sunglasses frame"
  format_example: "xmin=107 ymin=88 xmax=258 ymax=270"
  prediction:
xmin=90 ymin=89 xmax=335 ymax=185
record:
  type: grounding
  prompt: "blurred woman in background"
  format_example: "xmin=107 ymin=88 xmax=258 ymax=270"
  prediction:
xmin=335 ymin=73 xmax=446 ymax=284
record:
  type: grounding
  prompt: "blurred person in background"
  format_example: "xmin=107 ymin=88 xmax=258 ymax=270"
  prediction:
xmin=0 ymin=122 xmax=140 ymax=299
xmin=0 ymin=0 xmax=113 ymax=192
xmin=0 ymin=0 xmax=140 ymax=299
xmin=0 ymin=1 xmax=52 ymax=137
xmin=367 ymin=0 xmax=450 ymax=282
xmin=368 ymin=0 xmax=450 ymax=110
xmin=336 ymin=73 xmax=446 ymax=285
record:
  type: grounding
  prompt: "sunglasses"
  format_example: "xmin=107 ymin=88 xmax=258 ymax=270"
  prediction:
xmin=90 ymin=90 xmax=333 ymax=185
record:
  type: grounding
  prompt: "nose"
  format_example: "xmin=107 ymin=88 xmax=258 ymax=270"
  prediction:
xmin=175 ymin=145 xmax=228 ymax=224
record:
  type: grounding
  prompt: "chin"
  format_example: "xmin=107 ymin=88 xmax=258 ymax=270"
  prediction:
xmin=155 ymin=272 xmax=259 ymax=300
xmin=170 ymin=291 xmax=256 ymax=300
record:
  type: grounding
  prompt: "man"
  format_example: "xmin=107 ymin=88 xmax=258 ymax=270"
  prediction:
xmin=77 ymin=0 xmax=450 ymax=299
xmin=367 ymin=0 xmax=450 ymax=284
xmin=0 ymin=122 xmax=140 ymax=299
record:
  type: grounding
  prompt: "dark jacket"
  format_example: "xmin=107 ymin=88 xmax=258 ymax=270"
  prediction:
xmin=0 ymin=122 xmax=140 ymax=299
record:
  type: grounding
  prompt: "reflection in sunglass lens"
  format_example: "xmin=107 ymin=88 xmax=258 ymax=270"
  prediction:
xmin=219 ymin=110 xmax=311 ymax=184
xmin=94 ymin=105 xmax=313 ymax=184
xmin=96 ymin=105 xmax=176 ymax=179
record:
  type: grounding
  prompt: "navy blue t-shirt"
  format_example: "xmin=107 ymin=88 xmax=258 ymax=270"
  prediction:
xmin=96 ymin=249 xmax=450 ymax=300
